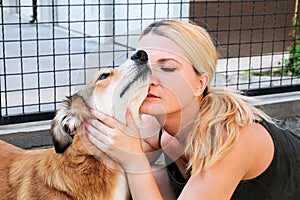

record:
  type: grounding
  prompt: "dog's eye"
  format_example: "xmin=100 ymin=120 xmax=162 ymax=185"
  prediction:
xmin=98 ymin=73 xmax=110 ymax=80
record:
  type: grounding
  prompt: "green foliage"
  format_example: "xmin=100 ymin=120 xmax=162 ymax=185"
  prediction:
xmin=242 ymin=67 xmax=254 ymax=79
xmin=283 ymin=18 xmax=300 ymax=76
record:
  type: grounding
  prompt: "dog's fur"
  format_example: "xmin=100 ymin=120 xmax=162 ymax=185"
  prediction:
xmin=0 ymin=51 xmax=151 ymax=200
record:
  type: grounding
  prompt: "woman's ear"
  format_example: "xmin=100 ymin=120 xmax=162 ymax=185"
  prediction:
xmin=194 ymin=73 xmax=209 ymax=97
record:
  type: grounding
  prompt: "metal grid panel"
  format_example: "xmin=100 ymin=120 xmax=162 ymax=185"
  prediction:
xmin=190 ymin=0 xmax=300 ymax=92
xmin=0 ymin=0 xmax=299 ymax=125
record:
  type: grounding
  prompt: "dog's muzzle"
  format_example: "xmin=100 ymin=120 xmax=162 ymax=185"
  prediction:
xmin=119 ymin=50 xmax=151 ymax=98
xmin=131 ymin=50 xmax=148 ymax=65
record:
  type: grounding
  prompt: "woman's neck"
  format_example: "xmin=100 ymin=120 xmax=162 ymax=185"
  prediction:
xmin=156 ymin=99 xmax=199 ymax=137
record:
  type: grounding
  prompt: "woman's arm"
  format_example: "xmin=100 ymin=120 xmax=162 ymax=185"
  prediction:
xmin=140 ymin=114 xmax=163 ymax=163
xmin=125 ymin=154 xmax=164 ymax=200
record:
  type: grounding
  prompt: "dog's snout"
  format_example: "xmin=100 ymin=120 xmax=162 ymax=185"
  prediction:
xmin=131 ymin=50 xmax=148 ymax=64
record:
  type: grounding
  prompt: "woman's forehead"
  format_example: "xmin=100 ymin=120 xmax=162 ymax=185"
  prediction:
xmin=137 ymin=34 xmax=189 ymax=62
xmin=145 ymin=49 xmax=181 ymax=61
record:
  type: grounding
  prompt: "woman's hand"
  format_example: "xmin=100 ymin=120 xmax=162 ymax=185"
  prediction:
xmin=86 ymin=108 xmax=149 ymax=173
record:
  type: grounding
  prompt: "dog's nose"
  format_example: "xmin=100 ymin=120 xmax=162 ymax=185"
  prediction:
xmin=131 ymin=50 xmax=148 ymax=64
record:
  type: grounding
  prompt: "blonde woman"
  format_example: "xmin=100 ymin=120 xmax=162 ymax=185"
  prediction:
xmin=86 ymin=20 xmax=300 ymax=199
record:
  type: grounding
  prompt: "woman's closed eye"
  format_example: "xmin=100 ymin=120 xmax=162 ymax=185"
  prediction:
xmin=157 ymin=63 xmax=177 ymax=73
xmin=160 ymin=67 xmax=176 ymax=72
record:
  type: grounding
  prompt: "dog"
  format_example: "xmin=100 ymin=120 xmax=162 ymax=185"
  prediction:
xmin=0 ymin=50 xmax=151 ymax=200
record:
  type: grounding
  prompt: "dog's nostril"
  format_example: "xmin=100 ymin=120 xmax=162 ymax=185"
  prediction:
xmin=131 ymin=50 xmax=148 ymax=63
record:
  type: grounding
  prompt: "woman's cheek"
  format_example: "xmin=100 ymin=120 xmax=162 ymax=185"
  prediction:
xmin=159 ymin=73 xmax=195 ymax=109
xmin=140 ymin=71 xmax=197 ymax=115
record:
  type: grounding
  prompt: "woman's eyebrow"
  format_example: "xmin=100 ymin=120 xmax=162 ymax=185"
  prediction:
xmin=156 ymin=57 xmax=180 ymax=64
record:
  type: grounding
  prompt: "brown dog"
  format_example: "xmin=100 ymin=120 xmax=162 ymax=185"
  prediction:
xmin=0 ymin=50 xmax=151 ymax=200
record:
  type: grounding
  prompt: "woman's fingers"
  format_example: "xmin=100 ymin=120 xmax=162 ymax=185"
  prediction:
xmin=86 ymin=121 xmax=108 ymax=143
xmin=88 ymin=118 xmax=109 ymax=136
xmin=85 ymin=108 xmax=145 ymax=169
xmin=91 ymin=109 xmax=118 ymax=129
xmin=87 ymin=132 xmax=108 ymax=152
xmin=125 ymin=108 xmax=135 ymax=126
xmin=91 ymin=109 xmax=138 ymax=138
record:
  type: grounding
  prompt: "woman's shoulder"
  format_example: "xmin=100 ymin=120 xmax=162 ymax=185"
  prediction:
xmin=237 ymin=121 xmax=275 ymax=180
xmin=178 ymin=122 xmax=272 ymax=199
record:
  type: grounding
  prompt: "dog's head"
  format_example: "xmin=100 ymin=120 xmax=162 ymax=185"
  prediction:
xmin=51 ymin=50 xmax=151 ymax=153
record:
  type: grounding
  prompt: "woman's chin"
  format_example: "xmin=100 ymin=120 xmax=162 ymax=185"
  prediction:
xmin=140 ymin=102 xmax=167 ymax=116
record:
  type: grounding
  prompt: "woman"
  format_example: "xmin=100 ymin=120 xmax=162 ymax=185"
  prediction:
xmin=86 ymin=20 xmax=300 ymax=199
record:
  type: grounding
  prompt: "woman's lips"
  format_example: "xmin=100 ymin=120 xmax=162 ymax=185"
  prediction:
xmin=145 ymin=93 xmax=159 ymax=100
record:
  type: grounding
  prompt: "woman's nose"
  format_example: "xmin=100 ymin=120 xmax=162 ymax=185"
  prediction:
xmin=149 ymin=70 xmax=159 ymax=86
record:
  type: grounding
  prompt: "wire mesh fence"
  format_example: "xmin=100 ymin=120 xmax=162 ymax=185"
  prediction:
xmin=1 ymin=0 xmax=299 ymax=125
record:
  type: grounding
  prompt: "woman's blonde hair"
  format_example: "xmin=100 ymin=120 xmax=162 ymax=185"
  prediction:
xmin=140 ymin=20 xmax=271 ymax=176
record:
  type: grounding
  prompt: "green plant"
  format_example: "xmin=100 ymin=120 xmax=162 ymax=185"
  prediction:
xmin=283 ymin=18 xmax=300 ymax=76
xmin=242 ymin=67 xmax=254 ymax=79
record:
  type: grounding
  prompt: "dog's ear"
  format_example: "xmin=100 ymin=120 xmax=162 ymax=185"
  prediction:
xmin=51 ymin=96 xmax=75 ymax=153
xmin=51 ymin=95 xmax=92 ymax=153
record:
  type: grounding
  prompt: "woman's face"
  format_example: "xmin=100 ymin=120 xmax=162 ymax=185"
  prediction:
xmin=137 ymin=34 xmax=206 ymax=117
